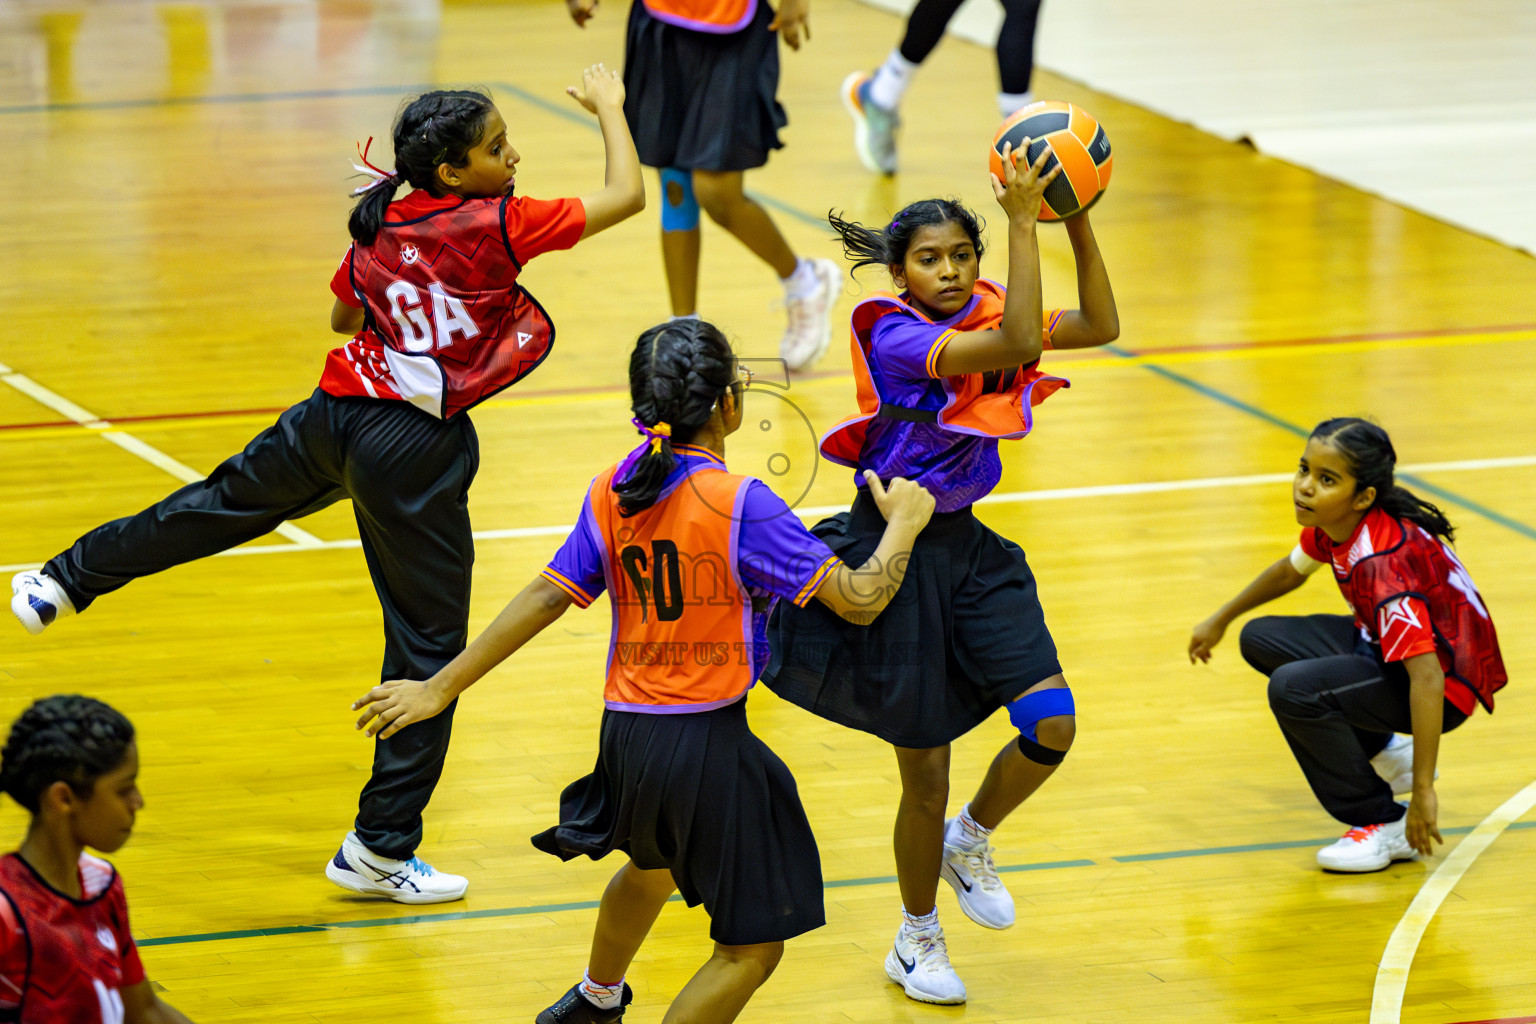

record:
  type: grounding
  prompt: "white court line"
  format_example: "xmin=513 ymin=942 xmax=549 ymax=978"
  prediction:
xmin=3 ymin=455 xmax=1533 ymax=574
xmin=0 ymin=368 xmax=322 ymax=548
xmin=1370 ymin=780 xmax=1536 ymax=1024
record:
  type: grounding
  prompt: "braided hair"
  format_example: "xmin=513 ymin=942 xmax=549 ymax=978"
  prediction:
xmin=1311 ymin=417 xmax=1455 ymax=542
xmin=614 ymin=320 xmax=738 ymax=517
xmin=349 ymin=89 xmax=497 ymax=245
xmin=0 ymin=695 xmax=135 ymax=813
xmin=828 ymin=198 xmax=986 ymax=276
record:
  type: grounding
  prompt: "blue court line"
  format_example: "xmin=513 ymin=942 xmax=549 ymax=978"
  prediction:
xmin=137 ymin=825 xmax=1535 ymax=949
xmin=1110 ymin=349 xmax=1536 ymax=542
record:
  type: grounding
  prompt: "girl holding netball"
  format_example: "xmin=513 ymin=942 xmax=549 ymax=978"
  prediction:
xmin=1 ymin=695 xmax=196 ymax=1023
xmin=11 ymin=67 xmax=644 ymax=903
xmin=566 ymin=0 xmax=843 ymax=370
xmin=1189 ymin=418 xmax=1506 ymax=872
xmin=763 ymin=145 xmax=1118 ymax=1004
xmin=353 ymin=318 xmax=933 ymax=1024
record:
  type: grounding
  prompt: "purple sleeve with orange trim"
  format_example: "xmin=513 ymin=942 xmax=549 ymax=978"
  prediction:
xmin=541 ymin=497 xmax=607 ymax=608
xmin=735 ymin=481 xmax=839 ymax=606
xmin=872 ymin=312 xmax=957 ymax=381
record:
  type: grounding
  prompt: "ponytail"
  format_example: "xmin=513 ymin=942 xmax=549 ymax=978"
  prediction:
xmin=828 ymin=197 xmax=986 ymax=276
xmin=347 ymin=89 xmax=496 ymax=245
xmin=614 ymin=320 xmax=736 ymax=516
xmin=1310 ymin=417 xmax=1455 ymax=542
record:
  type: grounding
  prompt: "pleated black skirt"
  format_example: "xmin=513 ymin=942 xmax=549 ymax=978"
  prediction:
xmin=763 ymin=489 xmax=1063 ymax=748
xmin=622 ymin=0 xmax=788 ymax=172
xmin=531 ymin=698 xmax=824 ymax=945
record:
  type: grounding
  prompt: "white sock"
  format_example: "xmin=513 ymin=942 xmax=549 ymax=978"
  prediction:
xmin=998 ymin=90 xmax=1036 ymax=119
xmin=580 ymin=970 xmax=625 ymax=1010
xmin=947 ymin=804 xmax=993 ymax=848
xmin=869 ymin=49 xmax=918 ymax=111
xmin=901 ymin=905 xmax=939 ymax=931
xmin=782 ymin=258 xmax=819 ymax=300
xmin=669 ymin=312 xmax=700 ymax=321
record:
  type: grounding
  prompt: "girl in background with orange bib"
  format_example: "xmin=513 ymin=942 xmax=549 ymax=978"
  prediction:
xmin=352 ymin=319 xmax=934 ymax=1024
xmin=565 ymin=0 xmax=843 ymax=370
xmin=763 ymin=145 xmax=1118 ymax=1004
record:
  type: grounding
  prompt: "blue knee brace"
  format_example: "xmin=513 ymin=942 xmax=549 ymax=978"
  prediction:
xmin=659 ymin=167 xmax=699 ymax=232
xmin=1007 ymin=687 xmax=1075 ymax=765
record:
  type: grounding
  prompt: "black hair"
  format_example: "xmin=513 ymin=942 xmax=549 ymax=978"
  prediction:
xmin=0 ymin=695 xmax=135 ymax=814
xmin=614 ymin=320 xmax=738 ymax=517
xmin=1310 ymin=417 xmax=1455 ymax=542
xmin=348 ymin=89 xmax=497 ymax=245
xmin=827 ymin=198 xmax=986 ymax=276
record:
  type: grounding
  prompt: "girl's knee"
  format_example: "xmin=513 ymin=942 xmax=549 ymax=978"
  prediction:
xmin=895 ymin=746 xmax=950 ymax=812
xmin=1035 ymin=713 xmax=1075 ymax=752
xmin=715 ymin=940 xmax=783 ymax=978
xmin=691 ymin=172 xmax=744 ymax=225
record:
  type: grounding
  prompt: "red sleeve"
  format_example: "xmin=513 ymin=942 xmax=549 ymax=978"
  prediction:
xmin=502 ymin=196 xmax=587 ymax=264
xmin=110 ymin=877 xmax=146 ymax=988
xmin=1377 ymin=595 xmax=1438 ymax=663
xmin=1298 ymin=527 xmax=1329 ymax=563
xmin=330 ymin=245 xmax=362 ymax=307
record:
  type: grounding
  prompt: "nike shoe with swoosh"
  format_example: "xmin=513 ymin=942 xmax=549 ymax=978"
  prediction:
xmin=884 ymin=916 xmax=965 ymax=1004
xmin=941 ymin=818 xmax=1016 ymax=928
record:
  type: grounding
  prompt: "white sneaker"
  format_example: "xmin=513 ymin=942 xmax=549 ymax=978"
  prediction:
xmin=1316 ymin=816 xmax=1417 ymax=873
xmin=11 ymin=571 xmax=75 ymax=635
xmin=780 ymin=258 xmax=843 ymax=371
xmin=1370 ymin=734 xmax=1435 ymax=795
xmin=940 ymin=821 xmax=1015 ymax=929
xmin=884 ymin=917 xmax=966 ymax=1005
xmin=325 ymin=831 xmax=468 ymax=903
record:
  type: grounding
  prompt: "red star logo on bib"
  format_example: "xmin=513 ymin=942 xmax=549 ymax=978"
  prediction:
xmin=400 ymin=244 xmax=419 ymax=265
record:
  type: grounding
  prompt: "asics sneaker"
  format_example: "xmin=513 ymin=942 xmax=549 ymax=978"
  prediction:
xmin=1370 ymin=734 xmax=1435 ymax=795
xmin=841 ymin=71 xmax=899 ymax=175
xmin=10 ymin=571 xmax=75 ymax=635
xmin=885 ymin=917 xmax=966 ymax=1004
xmin=325 ymin=831 xmax=468 ymax=903
xmin=940 ymin=821 xmax=1015 ymax=929
xmin=780 ymin=258 xmax=843 ymax=371
xmin=536 ymin=981 xmax=633 ymax=1024
xmin=1316 ymin=815 xmax=1417 ymax=873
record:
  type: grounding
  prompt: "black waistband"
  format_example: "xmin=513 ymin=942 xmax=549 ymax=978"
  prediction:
xmin=877 ymin=403 xmax=939 ymax=423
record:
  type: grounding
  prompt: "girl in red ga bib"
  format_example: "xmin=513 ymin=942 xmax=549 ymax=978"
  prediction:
xmin=11 ymin=69 xmax=645 ymax=903
xmin=0 ymin=696 xmax=195 ymax=1024
xmin=1189 ymin=418 xmax=1506 ymax=873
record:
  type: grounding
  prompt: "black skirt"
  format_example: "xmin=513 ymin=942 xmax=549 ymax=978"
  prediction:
xmin=531 ymin=699 xmax=824 ymax=946
xmin=762 ymin=490 xmax=1062 ymax=748
xmin=622 ymin=0 xmax=787 ymax=172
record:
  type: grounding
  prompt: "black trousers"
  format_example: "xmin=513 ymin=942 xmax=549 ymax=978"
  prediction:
xmin=1239 ymin=614 xmax=1467 ymax=827
xmin=45 ymin=390 xmax=479 ymax=860
xmin=900 ymin=0 xmax=1042 ymax=95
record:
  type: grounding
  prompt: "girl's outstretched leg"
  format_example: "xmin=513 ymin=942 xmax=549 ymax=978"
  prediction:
xmin=537 ymin=861 xmax=676 ymax=1024
xmin=941 ymin=675 xmax=1076 ymax=930
xmin=660 ymin=941 xmax=784 ymax=1024
xmin=659 ymin=167 xmax=702 ymax=317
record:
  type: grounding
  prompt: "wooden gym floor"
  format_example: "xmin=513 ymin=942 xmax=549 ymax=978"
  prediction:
xmin=1 ymin=1 xmax=1533 ymax=1021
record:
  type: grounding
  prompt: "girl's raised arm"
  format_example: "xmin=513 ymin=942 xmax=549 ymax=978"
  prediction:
xmin=566 ymin=64 xmax=646 ymax=239
xmin=1047 ymin=212 xmax=1120 ymax=349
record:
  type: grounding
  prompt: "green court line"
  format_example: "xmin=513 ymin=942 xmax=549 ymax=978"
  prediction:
xmin=138 ymin=826 xmax=1534 ymax=948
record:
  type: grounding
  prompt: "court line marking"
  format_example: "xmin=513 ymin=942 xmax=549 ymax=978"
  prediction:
xmin=0 ymin=361 xmax=321 ymax=549
xmin=134 ymin=821 xmax=1536 ymax=949
xmin=3 ymin=455 xmax=1534 ymax=574
xmin=1370 ymin=782 xmax=1536 ymax=1024
xmin=4 ymin=324 xmax=1535 ymax=441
